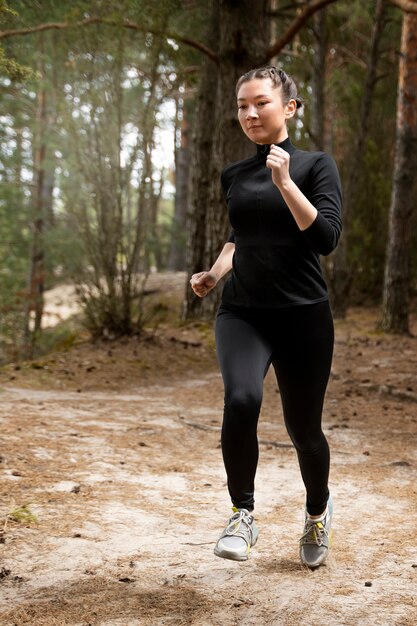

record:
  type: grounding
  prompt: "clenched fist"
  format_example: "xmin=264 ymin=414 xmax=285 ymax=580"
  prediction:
xmin=190 ymin=271 xmax=218 ymax=298
xmin=266 ymin=144 xmax=291 ymax=188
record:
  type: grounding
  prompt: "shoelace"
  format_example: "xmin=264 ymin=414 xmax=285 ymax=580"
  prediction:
xmin=225 ymin=510 xmax=254 ymax=540
xmin=300 ymin=518 xmax=329 ymax=547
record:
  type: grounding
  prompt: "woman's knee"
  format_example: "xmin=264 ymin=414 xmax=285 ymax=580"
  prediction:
xmin=224 ymin=387 xmax=262 ymax=421
xmin=289 ymin=429 xmax=328 ymax=455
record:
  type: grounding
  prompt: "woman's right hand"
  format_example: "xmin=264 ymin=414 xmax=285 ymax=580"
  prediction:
xmin=190 ymin=271 xmax=218 ymax=298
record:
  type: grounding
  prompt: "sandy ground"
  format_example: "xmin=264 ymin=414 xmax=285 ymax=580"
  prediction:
xmin=0 ymin=296 xmax=416 ymax=625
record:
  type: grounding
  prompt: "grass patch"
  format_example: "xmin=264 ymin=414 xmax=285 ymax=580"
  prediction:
xmin=8 ymin=505 xmax=38 ymax=525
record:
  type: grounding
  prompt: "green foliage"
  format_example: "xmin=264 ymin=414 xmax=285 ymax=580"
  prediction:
xmin=0 ymin=2 xmax=33 ymax=81
xmin=8 ymin=504 xmax=38 ymax=524
xmin=0 ymin=47 xmax=33 ymax=81
xmin=0 ymin=0 xmax=192 ymax=352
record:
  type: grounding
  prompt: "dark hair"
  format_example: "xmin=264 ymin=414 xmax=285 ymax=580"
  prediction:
xmin=235 ymin=65 xmax=303 ymax=109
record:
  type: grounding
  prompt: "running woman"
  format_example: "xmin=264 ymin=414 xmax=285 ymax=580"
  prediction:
xmin=190 ymin=66 xmax=342 ymax=568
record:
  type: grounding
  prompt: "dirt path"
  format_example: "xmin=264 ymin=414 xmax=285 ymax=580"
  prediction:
xmin=0 ymin=309 xmax=416 ymax=625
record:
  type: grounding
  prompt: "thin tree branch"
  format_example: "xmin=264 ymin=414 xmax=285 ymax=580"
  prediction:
xmin=388 ymin=0 xmax=417 ymax=12
xmin=0 ymin=16 xmax=218 ymax=63
xmin=265 ymin=0 xmax=339 ymax=61
xmin=332 ymin=43 xmax=368 ymax=70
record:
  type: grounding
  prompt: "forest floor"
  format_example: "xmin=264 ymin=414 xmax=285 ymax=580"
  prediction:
xmin=0 ymin=273 xmax=416 ymax=626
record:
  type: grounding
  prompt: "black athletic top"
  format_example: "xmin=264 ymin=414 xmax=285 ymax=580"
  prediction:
xmin=220 ymin=136 xmax=342 ymax=308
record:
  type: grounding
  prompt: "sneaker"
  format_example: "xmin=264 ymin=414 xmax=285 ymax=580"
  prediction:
xmin=299 ymin=495 xmax=333 ymax=568
xmin=214 ymin=507 xmax=259 ymax=562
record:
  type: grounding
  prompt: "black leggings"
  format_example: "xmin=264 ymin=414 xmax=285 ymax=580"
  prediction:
xmin=215 ymin=300 xmax=334 ymax=516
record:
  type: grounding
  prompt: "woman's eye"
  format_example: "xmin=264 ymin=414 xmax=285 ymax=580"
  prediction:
xmin=258 ymin=101 xmax=267 ymax=106
xmin=238 ymin=105 xmax=247 ymax=110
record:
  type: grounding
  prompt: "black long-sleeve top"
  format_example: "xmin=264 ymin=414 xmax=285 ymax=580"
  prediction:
xmin=220 ymin=136 xmax=342 ymax=308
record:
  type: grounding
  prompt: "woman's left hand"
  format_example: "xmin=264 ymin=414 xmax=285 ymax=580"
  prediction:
xmin=266 ymin=145 xmax=291 ymax=189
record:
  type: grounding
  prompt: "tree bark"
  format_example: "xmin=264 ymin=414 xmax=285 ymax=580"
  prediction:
xmin=184 ymin=0 xmax=269 ymax=319
xmin=168 ymin=89 xmax=191 ymax=271
xmin=183 ymin=0 xmax=220 ymax=318
xmin=381 ymin=8 xmax=417 ymax=333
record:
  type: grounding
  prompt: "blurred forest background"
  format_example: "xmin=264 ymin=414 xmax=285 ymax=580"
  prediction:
xmin=1 ymin=0 xmax=417 ymax=364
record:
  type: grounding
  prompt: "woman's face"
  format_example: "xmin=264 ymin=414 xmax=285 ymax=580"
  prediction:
xmin=237 ymin=78 xmax=296 ymax=145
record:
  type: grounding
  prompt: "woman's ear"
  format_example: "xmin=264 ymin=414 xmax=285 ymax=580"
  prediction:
xmin=285 ymin=99 xmax=297 ymax=119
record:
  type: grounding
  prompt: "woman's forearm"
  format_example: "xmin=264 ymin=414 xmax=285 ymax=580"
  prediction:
xmin=210 ymin=242 xmax=235 ymax=281
xmin=266 ymin=145 xmax=318 ymax=231
xmin=278 ymin=179 xmax=317 ymax=231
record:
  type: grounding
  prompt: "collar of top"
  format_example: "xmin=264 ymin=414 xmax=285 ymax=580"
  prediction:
xmin=256 ymin=136 xmax=295 ymax=160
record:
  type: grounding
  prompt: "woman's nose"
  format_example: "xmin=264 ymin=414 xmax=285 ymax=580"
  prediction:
xmin=246 ymin=106 xmax=258 ymax=119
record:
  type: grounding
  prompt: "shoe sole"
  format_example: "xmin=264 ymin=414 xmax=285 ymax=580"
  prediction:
xmin=214 ymin=547 xmax=249 ymax=561
xmin=214 ymin=534 xmax=258 ymax=562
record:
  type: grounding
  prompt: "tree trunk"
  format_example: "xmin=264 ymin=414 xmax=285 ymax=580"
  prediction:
xmin=184 ymin=0 xmax=269 ymax=319
xmin=310 ymin=8 xmax=328 ymax=151
xmin=149 ymin=171 xmax=164 ymax=271
xmin=131 ymin=44 xmax=162 ymax=275
xmin=168 ymin=89 xmax=190 ymax=271
xmin=327 ymin=0 xmax=386 ymax=318
xmin=183 ymin=0 xmax=220 ymax=318
xmin=381 ymin=8 xmax=417 ymax=334
xmin=22 ymin=36 xmax=47 ymax=358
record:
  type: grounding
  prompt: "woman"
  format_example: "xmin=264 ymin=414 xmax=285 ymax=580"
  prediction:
xmin=190 ymin=66 xmax=342 ymax=568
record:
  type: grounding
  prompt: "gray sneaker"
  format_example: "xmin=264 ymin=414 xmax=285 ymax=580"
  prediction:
xmin=299 ymin=496 xmax=333 ymax=568
xmin=214 ymin=507 xmax=259 ymax=562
